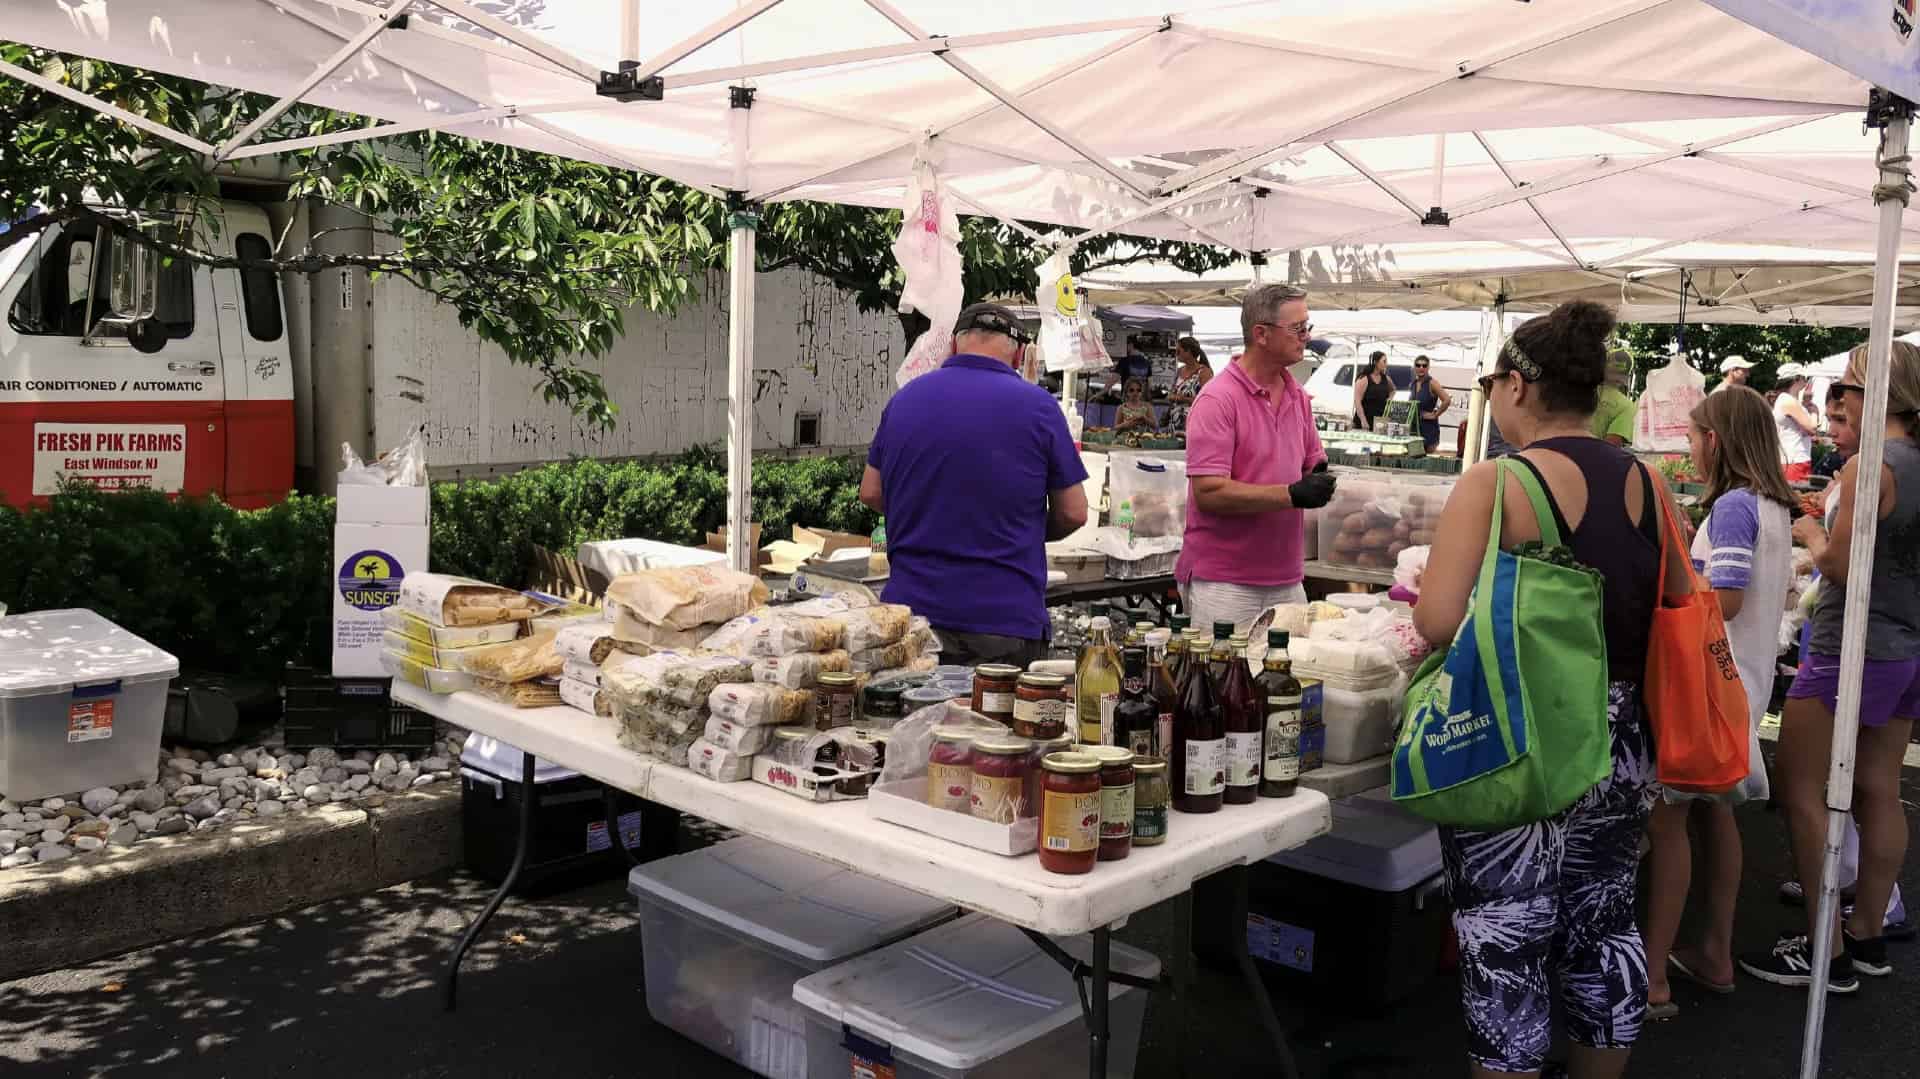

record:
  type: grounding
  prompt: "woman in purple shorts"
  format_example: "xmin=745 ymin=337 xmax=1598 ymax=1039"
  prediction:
xmin=1741 ymin=340 xmax=1920 ymax=991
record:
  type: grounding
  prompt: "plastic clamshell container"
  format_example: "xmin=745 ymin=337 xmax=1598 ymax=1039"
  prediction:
xmin=628 ymin=837 xmax=956 ymax=1078
xmin=1317 ymin=473 xmax=1455 ymax=571
xmin=794 ymin=912 xmax=1162 ymax=1079
xmin=0 ymin=609 xmax=178 ymax=801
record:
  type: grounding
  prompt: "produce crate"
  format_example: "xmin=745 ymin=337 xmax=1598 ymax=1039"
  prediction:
xmin=283 ymin=664 xmax=436 ymax=750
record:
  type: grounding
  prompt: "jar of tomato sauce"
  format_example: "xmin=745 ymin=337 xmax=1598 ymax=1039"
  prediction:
xmin=927 ymin=728 xmax=975 ymax=813
xmin=969 ymin=736 xmax=1034 ymax=823
xmin=1039 ymin=752 xmax=1102 ymax=875
xmin=1012 ymin=673 xmax=1071 ymax=739
xmin=1087 ymin=746 xmax=1136 ymax=861
xmin=1025 ymin=733 xmax=1074 ymax=822
xmin=971 ymin=664 xmax=1020 ymax=722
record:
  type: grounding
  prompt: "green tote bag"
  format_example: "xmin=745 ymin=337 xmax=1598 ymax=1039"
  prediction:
xmin=1391 ymin=459 xmax=1612 ymax=830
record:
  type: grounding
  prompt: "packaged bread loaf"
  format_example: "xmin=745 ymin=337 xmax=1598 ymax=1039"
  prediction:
xmin=752 ymin=649 xmax=852 ymax=689
xmin=474 ymin=677 xmax=564 ymax=708
xmin=605 ymin=565 xmax=769 ymax=631
xmin=707 ymin=683 xmax=814 ymax=727
xmin=609 ymin=607 xmax=719 ymax=652
xmin=702 ymin=715 xmax=782 ymax=755
xmin=841 ymin=604 xmax=914 ymax=652
xmin=687 ymin=738 xmax=754 ymax=782
xmin=555 ymin=623 xmax=617 ymax=665
xmin=457 ymin=632 xmax=563 ymax=683
xmin=400 ymin=573 xmax=542 ymax=627
xmin=559 ymin=676 xmax=611 ymax=717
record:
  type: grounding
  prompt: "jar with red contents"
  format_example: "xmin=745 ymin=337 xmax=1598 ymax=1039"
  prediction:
xmin=1087 ymin=746 xmax=1136 ymax=861
xmin=1039 ymin=752 xmax=1102 ymax=875
xmin=1025 ymin=733 xmax=1074 ymax=826
xmin=969 ymin=736 xmax=1034 ymax=823
xmin=971 ymin=664 xmax=1021 ymax=722
xmin=926 ymin=728 xmax=975 ymax=813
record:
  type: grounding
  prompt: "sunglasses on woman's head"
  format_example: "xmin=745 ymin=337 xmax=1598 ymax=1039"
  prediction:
xmin=1837 ymin=382 xmax=1865 ymax=395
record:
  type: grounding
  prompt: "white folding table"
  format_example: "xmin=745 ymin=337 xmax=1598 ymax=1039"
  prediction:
xmin=396 ymin=681 xmax=1331 ymax=1077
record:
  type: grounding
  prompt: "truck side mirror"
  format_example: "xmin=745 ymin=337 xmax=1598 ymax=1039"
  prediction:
xmin=106 ymin=234 xmax=158 ymax=319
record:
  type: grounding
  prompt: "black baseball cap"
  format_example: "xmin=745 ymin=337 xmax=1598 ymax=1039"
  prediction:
xmin=953 ymin=302 xmax=1033 ymax=344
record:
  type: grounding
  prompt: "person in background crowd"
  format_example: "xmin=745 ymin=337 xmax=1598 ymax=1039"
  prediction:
xmin=1415 ymin=300 xmax=1690 ymax=1079
xmin=1114 ymin=377 xmax=1158 ymax=434
xmin=1177 ymin=283 xmax=1334 ymax=633
xmin=861 ymin=303 xmax=1088 ymax=667
xmin=1773 ymin=363 xmax=1818 ymax=484
xmin=1165 ymin=336 xmax=1212 ymax=430
xmin=1714 ymin=355 xmax=1756 ymax=393
xmin=1591 ymin=348 xmax=1638 ymax=448
xmin=1642 ymin=387 xmax=1796 ymax=1020
xmin=1354 ymin=349 xmax=1394 ymax=431
xmin=1411 ymin=354 xmax=1452 ymax=452
xmin=1776 ymin=382 xmax=1910 ymax=939
xmin=1745 ymin=341 xmax=1920 ymax=993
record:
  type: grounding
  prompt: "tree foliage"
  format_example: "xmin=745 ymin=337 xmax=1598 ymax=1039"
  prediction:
xmin=1 ymin=41 xmax=1233 ymax=425
xmin=1616 ymin=320 xmax=1867 ymax=390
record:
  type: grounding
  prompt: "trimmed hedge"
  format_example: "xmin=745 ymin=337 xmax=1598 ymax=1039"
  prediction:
xmin=0 ymin=449 xmax=875 ymax=677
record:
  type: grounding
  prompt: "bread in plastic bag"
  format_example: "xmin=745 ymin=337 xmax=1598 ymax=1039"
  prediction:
xmin=337 ymin=427 xmax=427 ymax=488
xmin=687 ymin=738 xmax=754 ymax=782
xmin=752 ymin=649 xmax=852 ymax=689
xmin=605 ymin=565 xmax=769 ymax=631
xmin=702 ymin=715 xmax=784 ymax=756
xmin=555 ymin=623 xmax=616 ymax=665
xmin=841 ymin=604 xmax=914 ymax=652
xmin=399 ymin=573 xmax=542 ymax=627
xmin=474 ymin=676 xmax=563 ymax=708
xmin=707 ymin=683 xmax=814 ymax=727
xmin=559 ymin=676 xmax=610 ymax=717
xmin=458 ymin=632 xmax=562 ymax=683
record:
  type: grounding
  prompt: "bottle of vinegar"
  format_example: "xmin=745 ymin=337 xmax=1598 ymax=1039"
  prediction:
xmin=1257 ymin=629 xmax=1303 ymax=798
xmin=1220 ymin=634 xmax=1262 ymax=805
xmin=1114 ymin=647 xmax=1159 ymax=758
xmin=1174 ymin=629 xmax=1225 ymax=813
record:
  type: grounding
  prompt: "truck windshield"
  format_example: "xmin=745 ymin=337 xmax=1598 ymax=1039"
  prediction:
xmin=7 ymin=224 xmax=194 ymax=339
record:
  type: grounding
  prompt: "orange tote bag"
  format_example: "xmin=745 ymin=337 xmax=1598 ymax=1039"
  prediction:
xmin=1643 ymin=489 xmax=1750 ymax=795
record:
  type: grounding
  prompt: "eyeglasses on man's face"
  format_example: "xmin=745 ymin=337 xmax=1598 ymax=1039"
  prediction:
xmin=1254 ymin=320 xmax=1313 ymax=339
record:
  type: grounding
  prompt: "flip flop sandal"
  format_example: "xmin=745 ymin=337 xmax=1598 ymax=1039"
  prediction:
xmin=1646 ymin=1000 xmax=1680 ymax=1022
xmin=1669 ymin=953 xmax=1737 ymax=995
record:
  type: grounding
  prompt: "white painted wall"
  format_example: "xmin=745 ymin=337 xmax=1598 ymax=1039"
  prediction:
xmin=368 ymin=266 xmax=902 ymax=475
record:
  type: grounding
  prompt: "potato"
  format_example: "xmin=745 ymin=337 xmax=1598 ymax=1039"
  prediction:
xmin=1360 ymin=527 xmax=1395 ymax=548
xmin=1393 ymin=520 xmax=1413 ymax=541
xmin=1387 ymin=541 xmax=1410 ymax=560
xmin=1341 ymin=512 xmax=1369 ymax=535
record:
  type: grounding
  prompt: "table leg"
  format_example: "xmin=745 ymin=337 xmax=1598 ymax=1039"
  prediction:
xmin=442 ymin=751 xmax=535 ymax=1012
xmin=637 ymin=798 xmax=680 ymax=862
xmin=1090 ymin=926 xmax=1111 ymax=1079
xmin=602 ymin=785 xmax=640 ymax=868
xmin=1222 ymin=865 xmax=1300 ymax=1079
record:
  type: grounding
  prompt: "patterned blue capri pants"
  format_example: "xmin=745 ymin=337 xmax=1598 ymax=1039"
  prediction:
xmin=1440 ymin=682 xmax=1657 ymax=1074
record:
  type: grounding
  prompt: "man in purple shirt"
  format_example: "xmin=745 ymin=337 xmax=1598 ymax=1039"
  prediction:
xmin=861 ymin=303 xmax=1089 ymax=666
xmin=1176 ymin=284 xmax=1336 ymax=632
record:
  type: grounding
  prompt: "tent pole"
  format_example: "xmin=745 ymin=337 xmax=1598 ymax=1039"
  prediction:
xmin=1800 ymin=93 xmax=1911 ymax=1079
xmin=619 ymin=0 xmax=640 ymax=63
xmin=725 ymin=198 xmax=761 ymax=574
xmin=1464 ymin=301 xmax=1505 ymax=465
xmin=212 ymin=0 xmax=416 ymax=162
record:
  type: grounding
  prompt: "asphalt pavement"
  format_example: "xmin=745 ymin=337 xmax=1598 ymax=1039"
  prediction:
xmin=4 ymin=776 xmax=1918 ymax=1079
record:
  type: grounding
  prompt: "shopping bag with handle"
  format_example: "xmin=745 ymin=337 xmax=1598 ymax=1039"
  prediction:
xmin=1391 ymin=460 xmax=1612 ymax=829
xmin=1643 ymin=488 xmax=1749 ymax=794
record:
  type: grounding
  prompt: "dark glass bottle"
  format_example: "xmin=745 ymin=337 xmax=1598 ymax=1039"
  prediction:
xmin=1114 ymin=647 xmax=1158 ymax=758
xmin=1256 ymin=629 xmax=1303 ymax=798
xmin=1220 ymin=634 xmax=1261 ymax=805
xmin=1206 ymin=621 xmax=1234 ymax=689
xmin=1149 ymin=635 xmax=1180 ymax=762
xmin=1174 ymin=629 xmax=1225 ymax=814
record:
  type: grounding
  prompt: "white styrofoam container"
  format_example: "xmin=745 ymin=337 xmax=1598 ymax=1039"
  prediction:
xmin=1294 ymin=660 xmax=1401 ymax=765
xmin=794 ymin=913 xmax=1162 ymax=1079
xmin=0 ymin=609 xmax=178 ymax=801
xmin=1268 ymin=790 xmax=1441 ymax=893
xmin=867 ymin=780 xmax=1039 ymax=856
xmin=628 ymin=837 xmax=956 ymax=1079
xmin=460 ymin=732 xmax=582 ymax=786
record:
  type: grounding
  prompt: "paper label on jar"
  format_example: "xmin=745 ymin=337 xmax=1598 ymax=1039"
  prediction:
xmin=928 ymin=762 xmax=973 ymax=813
xmin=1124 ymin=725 xmax=1155 ymax=759
xmin=1013 ymin=695 xmax=1069 ymax=734
xmin=1042 ymin=788 xmax=1100 ymax=852
xmin=1100 ymin=783 xmax=1134 ymax=840
xmin=1133 ymin=804 xmax=1168 ymax=842
xmin=979 ymin=689 xmax=1014 ymax=715
xmin=1265 ymin=696 xmax=1303 ymax=782
xmin=1225 ymin=730 xmax=1262 ymax=788
xmin=971 ymin=771 xmax=1025 ymax=824
xmin=1183 ymin=738 xmax=1225 ymax=796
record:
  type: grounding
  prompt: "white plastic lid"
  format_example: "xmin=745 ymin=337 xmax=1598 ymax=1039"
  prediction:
xmin=1326 ymin=593 xmax=1381 ymax=611
xmin=792 ymin=912 xmax=1161 ymax=1072
xmin=627 ymin=837 xmax=955 ymax=965
xmin=0 ymin=609 xmax=179 ymax=699
xmin=460 ymin=732 xmax=582 ymax=785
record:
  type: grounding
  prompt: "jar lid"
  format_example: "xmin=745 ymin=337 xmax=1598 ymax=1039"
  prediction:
xmin=974 ymin=663 xmax=1021 ymax=679
xmin=866 ymin=682 xmax=907 ymax=700
xmin=1034 ymin=734 xmax=1076 ymax=753
xmin=1017 ymin=672 xmax=1067 ymax=688
xmin=1087 ymin=746 xmax=1136 ymax=766
xmin=973 ymin=736 xmax=1034 ymax=756
xmin=773 ymin=728 xmax=813 ymax=742
xmin=1131 ymin=756 xmax=1168 ymax=774
xmin=904 ymin=686 xmax=956 ymax=703
xmin=931 ymin=726 xmax=977 ymax=744
xmin=1042 ymin=751 xmax=1101 ymax=775
xmin=817 ymin=672 xmax=857 ymax=687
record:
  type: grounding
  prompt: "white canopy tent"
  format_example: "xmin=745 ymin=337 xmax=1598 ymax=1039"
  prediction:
xmin=4 ymin=4 xmax=1912 ymax=1072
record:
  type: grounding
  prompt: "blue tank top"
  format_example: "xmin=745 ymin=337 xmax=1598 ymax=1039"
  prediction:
xmin=1512 ymin=437 xmax=1662 ymax=681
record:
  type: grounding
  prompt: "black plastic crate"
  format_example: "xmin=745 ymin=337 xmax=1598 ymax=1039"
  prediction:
xmin=283 ymin=664 xmax=437 ymax=750
xmin=1239 ymin=858 xmax=1449 ymax=1012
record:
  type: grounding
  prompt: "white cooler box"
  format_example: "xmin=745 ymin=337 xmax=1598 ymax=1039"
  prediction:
xmin=628 ymin=837 xmax=956 ymax=1079
xmin=0 ymin=609 xmax=178 ymax=802
xmin=1295 ymin=660 xmax=1401 ymax=764
xmin=794 ymin=912 xmax=1162 ymax=1079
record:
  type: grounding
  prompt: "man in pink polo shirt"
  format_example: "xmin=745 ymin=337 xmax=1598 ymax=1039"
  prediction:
xmin=1176 ymin=284 xmax=1335 ymax=632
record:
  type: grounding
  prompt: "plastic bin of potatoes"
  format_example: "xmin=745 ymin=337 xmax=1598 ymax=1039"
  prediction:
xmin=1317 ymin=476 xmax=1455 ymax=571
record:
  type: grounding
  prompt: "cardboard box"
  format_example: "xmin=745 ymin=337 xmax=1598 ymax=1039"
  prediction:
xmin=867 ymin=780 xmax=1039 ymax=856
xmin=704 ymin=525 xmax=768 ymax=571
xmin=380 ymin=608 xmax=523 ymax=649
xmin=336 ymin=484 xmax=430 ymax=526
xmin=751 ymin=755 xmax=875 ymax=802
xmin=333 ymin=522 xmax=430 ymax=677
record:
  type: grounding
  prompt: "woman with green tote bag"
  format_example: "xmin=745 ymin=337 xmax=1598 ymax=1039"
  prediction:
xmin=1410 ymin=302 xmax=1694 ymax=1079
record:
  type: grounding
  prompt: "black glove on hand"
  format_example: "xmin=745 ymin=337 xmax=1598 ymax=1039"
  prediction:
xmin=1288 ymin=472 xmax=1337 ymax=510
xmin=1312 ymin=459 xmax=1330 ymax=474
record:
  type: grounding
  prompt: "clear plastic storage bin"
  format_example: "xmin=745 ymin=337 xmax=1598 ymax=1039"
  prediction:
xmin=628 ymin=837 xmax=955 ymax=1078
xmin=794 ymin=912 xmax=1162 ymax=1079
xmin=1317 ymin=473 xmax=1455 ymax=570
xmin=0 ymin=609 xmax=178 ymax=801
xmin=1294 ymin=661 xmax=1402 ymax=764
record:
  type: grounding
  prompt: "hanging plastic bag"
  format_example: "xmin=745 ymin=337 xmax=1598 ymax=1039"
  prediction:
xmin=338 ymin=427 xmax=428 ymax=487
xmin=1635 ymin=360 xmax=1706 ymax=452
xmin=892 ymin=142 xmax=963 ymax=387
xmin=1035 ymin=247 xmax=1108 ymax=374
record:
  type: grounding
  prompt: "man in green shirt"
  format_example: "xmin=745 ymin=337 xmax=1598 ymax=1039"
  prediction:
xmin=1591 ymin=347 xmax=1637 ymax=447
